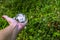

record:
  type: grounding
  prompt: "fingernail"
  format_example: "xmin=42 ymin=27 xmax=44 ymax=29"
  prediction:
xmin=2 ymin=16 xmax=5 ymax=19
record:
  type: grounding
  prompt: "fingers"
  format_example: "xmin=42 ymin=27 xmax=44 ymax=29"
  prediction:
xmin=19 ymin=20 xmax=28 ymax=27
xmin=22 ymin=20 xmax=28 ymax=26
xmin=2 ymin=15 xmax=12 ymax=24
xmin=17 ymin=20 xmax=28 ymax=30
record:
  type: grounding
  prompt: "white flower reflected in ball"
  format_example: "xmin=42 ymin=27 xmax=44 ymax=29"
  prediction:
xmin=16 ymin=14 xmax=26 ymax=23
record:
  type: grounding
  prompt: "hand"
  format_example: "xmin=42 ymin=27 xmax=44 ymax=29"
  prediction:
xmin=2 ymin=15 xmax=27 ymax=31
xmin=0 ymin=15 xmax=27 ymax=40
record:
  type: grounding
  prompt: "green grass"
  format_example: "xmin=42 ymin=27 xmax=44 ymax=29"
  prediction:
xmin=0 ymin=0 xmax=60 ymax=40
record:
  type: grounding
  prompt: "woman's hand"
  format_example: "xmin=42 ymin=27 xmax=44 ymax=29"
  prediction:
xmin=0 ymin=15 xmax=27 ymax=40
xmin=2 ymin=15 xmax=27 ymax=30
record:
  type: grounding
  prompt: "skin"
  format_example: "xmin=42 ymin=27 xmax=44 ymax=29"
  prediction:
xmin=0 ymin=15 xmax=27 ymax=40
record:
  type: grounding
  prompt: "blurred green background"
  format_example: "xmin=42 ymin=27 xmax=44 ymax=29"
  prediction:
xmin=0 ymin=0 xmax=60 ymax=40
